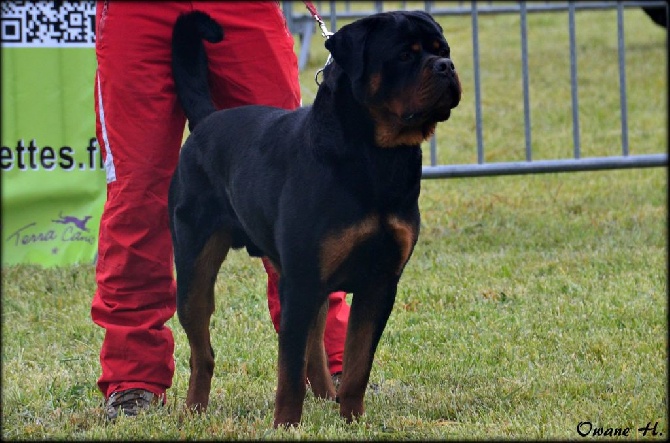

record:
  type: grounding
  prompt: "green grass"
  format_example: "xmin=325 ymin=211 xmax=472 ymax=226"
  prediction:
xmin=2 ymin=2 xmax=667 ymax=440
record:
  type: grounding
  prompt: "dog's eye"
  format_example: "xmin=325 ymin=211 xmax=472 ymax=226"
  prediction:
xmin=438 ymin=48 xmax=449 ymax=58
xmin=399 ymin=51 xmax=412 ymax=62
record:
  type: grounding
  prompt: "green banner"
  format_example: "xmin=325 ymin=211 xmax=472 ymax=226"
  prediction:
xmin=1 ymin=1 xmax=103 ymax=267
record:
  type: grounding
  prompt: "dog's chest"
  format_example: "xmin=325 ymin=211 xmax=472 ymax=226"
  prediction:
xmin=318 ymin=148 xmax=422 ymax=288
xmin=349 ymin=146 xmax=422 ymax=209
xmin=318 ymin=210 xmax=418 ymax=292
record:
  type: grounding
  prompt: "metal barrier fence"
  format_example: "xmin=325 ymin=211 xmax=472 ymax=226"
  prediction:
xmin=283 ymin=1 xmax=668 ymax=178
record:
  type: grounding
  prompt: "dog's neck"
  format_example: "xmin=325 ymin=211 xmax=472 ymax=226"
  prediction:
xmin=311 ymin=74 xmax=376 ymax=149
xmin=368 ymin=108 xmax=436 ymax=148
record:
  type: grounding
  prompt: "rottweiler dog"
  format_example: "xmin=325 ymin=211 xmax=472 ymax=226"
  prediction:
xmin=169 ymin=10 xmax=461 ymax=427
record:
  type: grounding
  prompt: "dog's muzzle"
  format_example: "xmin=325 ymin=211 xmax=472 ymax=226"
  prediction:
xmin=432 ymin=57 xmax=461 ymax=109
xmin=404 ymin=57 xmax=460 ymax=123
xmin=432 ymin=57 xmax=456 ymax=76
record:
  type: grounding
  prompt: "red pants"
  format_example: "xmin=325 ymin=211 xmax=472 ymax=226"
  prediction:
xmin=91 ymin=1 xmax=349 ymax=399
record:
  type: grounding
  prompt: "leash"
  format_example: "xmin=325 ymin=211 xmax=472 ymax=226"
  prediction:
xmin=302 ymin=1 xmax=334 ymax=85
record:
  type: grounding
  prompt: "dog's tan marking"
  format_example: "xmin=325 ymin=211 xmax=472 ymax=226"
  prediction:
xmin=386 ymin=216 xmax=417 ymax=275
xmin=305 ymin=301 xmax=337 ymax=400
xmin=433 ymin=40 xmax=440 ymax=50
xmin=371 ymin=112 xmax=436 ymax=147
xmin=274 ymin=350 xmax=306 ymax=427
xmin=411 ymin=42 xmax=421 ymax=52
xmin=320 ymin=214 xmax=380 ymax=281
xmin=369 ymin=66 xmax=438 ymax=148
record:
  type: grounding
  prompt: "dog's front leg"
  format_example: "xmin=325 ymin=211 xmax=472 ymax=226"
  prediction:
xmin=338 ymin=278 xmax=398 ymax=422
xmin=273 ymin=279 xmax=327 ymax=427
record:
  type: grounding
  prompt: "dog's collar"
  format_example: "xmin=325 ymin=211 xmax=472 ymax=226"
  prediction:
xmin=315 ymin=52 xmax=334 ymax=87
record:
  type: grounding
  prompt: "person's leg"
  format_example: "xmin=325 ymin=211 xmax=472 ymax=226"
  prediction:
xmin=323 ymin=292 xmax=350 ymax=375
xmin=201 ymin=2 xmax=348 ymax=375
xmin=91 ymin=1 xmax=189 ymax=403
xmin=198 ymin=1 xmax=301 ymax=109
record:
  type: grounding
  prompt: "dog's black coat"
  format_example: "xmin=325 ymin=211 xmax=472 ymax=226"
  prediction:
xmin=169 ymin=10 xmax=461 ymax=427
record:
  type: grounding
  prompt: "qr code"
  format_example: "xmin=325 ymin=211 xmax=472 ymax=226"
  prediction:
xmin=1 ymin=1 xmax=96 ymax=47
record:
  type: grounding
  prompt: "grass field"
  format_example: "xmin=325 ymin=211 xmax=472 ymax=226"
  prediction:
xmin=1 ymin=2 xmax=667 ymax=440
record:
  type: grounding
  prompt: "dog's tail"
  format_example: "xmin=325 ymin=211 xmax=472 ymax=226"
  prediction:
xmin=172 ymin=11 xmax=224 ymax=131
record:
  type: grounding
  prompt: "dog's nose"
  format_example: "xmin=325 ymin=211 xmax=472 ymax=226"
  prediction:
xmin=433 ymin=57 xmax=455 ymax=75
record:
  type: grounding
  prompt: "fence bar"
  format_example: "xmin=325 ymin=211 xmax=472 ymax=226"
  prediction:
xmin=617 ymin=1 xmax=630 ymax=156
xmin=471 ymin=1 xmax=484 ymax=164
xmin=291 ymin=1 xmax=666 ymax=21
xmin=520 ymin=2 xmax=532 ymax=161
xmin=421 ymin=154 xmax=668 ymax=178
xmin=568 ymin=2 xmax=582 ymax=159
xmin=430 ymin=136 xmax=437 ymax=166
xmin=415 ymin=1 xmax=665 ymax=16
xmin=290 ymin=1 xmax=667 ymax=72
xmin=329 ymin=1 xmax=337 ymax=32
xmin=426 ymin=2 xmax=436 ymax=165
xmin=286 ymin=1 xmax=667 ymax=178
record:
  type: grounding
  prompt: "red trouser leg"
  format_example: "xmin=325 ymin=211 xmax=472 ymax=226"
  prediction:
xmin=91 ymin=1 xmax=195 ymax=398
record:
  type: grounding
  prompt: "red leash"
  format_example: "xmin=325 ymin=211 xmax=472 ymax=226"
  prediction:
xmin=303 ymin=1 xmax=333 ymax=39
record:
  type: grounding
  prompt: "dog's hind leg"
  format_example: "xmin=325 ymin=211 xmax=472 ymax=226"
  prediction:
xmin=305 ymin=299 xmax=337 ymax=400
xmin=338 ymin=277 xmax=398 ymax=422
xmin=177 ymin=229 xmax=231 ymax=413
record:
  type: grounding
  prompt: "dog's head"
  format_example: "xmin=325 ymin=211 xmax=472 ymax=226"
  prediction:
xmin=324 ymin=11 xmax=461 ymax=148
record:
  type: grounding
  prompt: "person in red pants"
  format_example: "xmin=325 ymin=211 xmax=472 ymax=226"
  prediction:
xmin=91 ymin=1 xmax=350 ymax=420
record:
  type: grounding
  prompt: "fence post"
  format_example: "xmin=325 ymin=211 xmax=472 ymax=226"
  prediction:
xmin=617 ymin=1 xmax=630 ymax=156
xmin=520 ymin=2 xmax=532 ymax=161
xmin=568 ymin=1 xmax=582 ymax=159
xmin=471 ymin=1 xmax=484 ymax=164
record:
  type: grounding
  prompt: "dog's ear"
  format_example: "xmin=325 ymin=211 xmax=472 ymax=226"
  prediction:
xmin=324 ymin=17 xmax=380 ymax=102
xmin=405 ymin=10 xmax=443 ymax=33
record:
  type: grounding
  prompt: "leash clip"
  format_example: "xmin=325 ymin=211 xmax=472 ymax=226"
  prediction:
xmin=304 ymin=1 xmax=334 ymax=86
xmin=316 ymin=19 xmax=333 ymax=40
